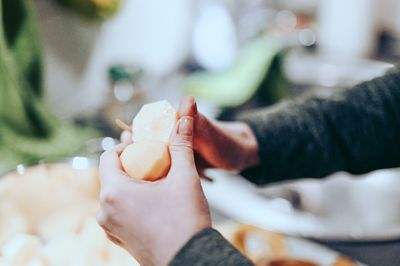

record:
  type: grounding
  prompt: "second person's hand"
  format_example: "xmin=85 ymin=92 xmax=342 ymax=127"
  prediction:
xmin=178 ymin=96 xmax=260 ymax=172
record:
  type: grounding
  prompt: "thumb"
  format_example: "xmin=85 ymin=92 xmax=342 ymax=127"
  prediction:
xmin=168 ymin=116 xmax=197 ymax=178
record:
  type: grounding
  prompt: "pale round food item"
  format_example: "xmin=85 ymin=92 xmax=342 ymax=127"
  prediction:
xmin=70 ymin=218 xmax=110 ymax=266
xmin=45 ymin=164 xmax=99 ymax=201
xmin=132 ymin=100 xmax=178 ymax=143
xmin=121 ymin=100 xmax=178 ymax=181
xmin=41 ymin=233 xmax=80 ymax=266
xmin=37 ymin=205 xmax=95 ymax=242
xmin=120 ymin=141 xmax=171 ymax=181
xmin=0 ymin=163 xmax=139 ymax=265
xmin=0 ymin=203 xmax=29 ymax=246
xmin=67 ymin=217 xmax=139 ymax=266
xmin=1 ymin=234 xmax=42 ymax=266
xmin=9 ymin=165 xmax=95 ymax=232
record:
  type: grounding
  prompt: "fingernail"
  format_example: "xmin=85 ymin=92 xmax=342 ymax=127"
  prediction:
xmin=178 ymin=117 xmax=193 ymax=137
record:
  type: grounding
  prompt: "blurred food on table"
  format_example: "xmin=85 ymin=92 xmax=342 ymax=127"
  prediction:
xmin=0 ymin=162 xmax=360 ymax=266
xmin=0 ymin=162 xmax=138 ymax=265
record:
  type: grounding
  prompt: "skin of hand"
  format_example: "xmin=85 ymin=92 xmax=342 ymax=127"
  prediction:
xmin=97 ymin=114 xmax=211 ymax=266
xmin=181 ymin=96 xmax=260 ymax=172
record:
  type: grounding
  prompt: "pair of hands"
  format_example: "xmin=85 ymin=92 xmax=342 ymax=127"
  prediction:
xmin=97 ymin=97 xmax=259 ymax=265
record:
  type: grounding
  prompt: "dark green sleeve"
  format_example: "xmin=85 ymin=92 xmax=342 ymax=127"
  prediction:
xmin=169 ymin=228 xmax=253 ymax=266
xmin=239 ymin=69 xmax=400 ymax=185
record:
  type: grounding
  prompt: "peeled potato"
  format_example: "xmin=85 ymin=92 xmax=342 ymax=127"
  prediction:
xmin=71 ymin=218 xmax=110 ymax=266
xmin=120 ymin=141 xmax=171 ymax=181
xmin=42 ymin=234 xmax=79 ymax=266
xmin=132 ymin=100 xmax=178 ymax=143
xmin=37 ymin=206 xmax=90 ymax=242
xmin=121 ymin=100 xmax=178 ymax=181
xmin=0 ymin=164 xmax=139 ymax=266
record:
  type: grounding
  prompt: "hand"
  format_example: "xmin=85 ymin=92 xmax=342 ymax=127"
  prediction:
xmin=118 ymin=97 xmax=260 ymax=172
xmin=178 ymin=97 xmax=260 ymax=172
xmin=97 ymin=116 xmax=211 ymax=266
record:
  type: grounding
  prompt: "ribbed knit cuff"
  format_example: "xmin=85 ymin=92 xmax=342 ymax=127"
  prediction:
xmin=169 ymin=228 xmax=253 ymax=266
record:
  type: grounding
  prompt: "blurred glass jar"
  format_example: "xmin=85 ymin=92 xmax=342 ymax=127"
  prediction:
xmin=102 ymin=65 xmax=144 ymax=133
xmin=318 ymin=0 xmax=378 ymax=59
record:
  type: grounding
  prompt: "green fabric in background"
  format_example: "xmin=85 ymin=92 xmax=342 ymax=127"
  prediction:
xmin=0 ymin=0 xmax=97 ymax=173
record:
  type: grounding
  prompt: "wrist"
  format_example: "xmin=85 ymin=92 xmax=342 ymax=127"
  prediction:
xmin=210 ymin=120 xmax=260 ymax=172
xmin=236 ymin=122 xmax=260 ymax=171
xmin=156 ymin=221 xmax=211 ymax=266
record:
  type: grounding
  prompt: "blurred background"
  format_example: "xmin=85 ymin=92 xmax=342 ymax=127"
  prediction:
xmin=2 ymin=0 xmax=400 ymax=265
xmin=34 ymin=0 xmax=397 ymax=131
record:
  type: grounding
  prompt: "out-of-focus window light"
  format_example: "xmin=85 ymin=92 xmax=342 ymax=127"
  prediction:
xmin=318 ymin=0 xmax=376 ymax=59
xmin=192 ymin=2 xmax=238 ymax=72
xmin=16 ymin=165 xmax=26 ymax=175
xmin=72 ymin=157 xmax=90 ymax=170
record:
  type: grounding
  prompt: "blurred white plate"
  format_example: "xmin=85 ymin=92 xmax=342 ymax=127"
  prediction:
xmin=203 ymin=168 xmax=400 ymax=241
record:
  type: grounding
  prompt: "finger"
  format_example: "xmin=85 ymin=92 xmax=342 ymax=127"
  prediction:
xmin=178 ymin=96 xmax=198 ymax=118
xmin=178 ymin=96 xmax=213 ymax=154
xmin=191 ymin=109 xmax=217 ymax=154
xmin=114 ymin=142 xmax=130 ymax=155
xmin=168 ymin=116 xmax=197 ymax=179
xmin=194 ymin=154 xmax=214 ymax=182
xmin=194 ymin=153 xmax=209 ymax=178
xmin=120 ymin=130 xmax=133 ymax=144
xmin=99 ymin=150 xmax=130 ymax=186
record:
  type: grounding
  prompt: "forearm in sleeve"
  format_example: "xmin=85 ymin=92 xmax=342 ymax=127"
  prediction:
xmin=239 ymin=69 xmax=400 ymax=185
xmin=169 ymin=228 xmax=253 ymax=266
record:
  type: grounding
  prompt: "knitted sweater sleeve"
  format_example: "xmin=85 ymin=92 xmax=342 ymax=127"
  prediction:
xmin=169 ymin=228 xmax=253 ymax=266
xmin=239 ymin=69 xmax=400 ymax=184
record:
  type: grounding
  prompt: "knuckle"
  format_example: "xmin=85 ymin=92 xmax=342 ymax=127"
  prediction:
xmin=178 ymin=133 xmax=193 ymax=143
xmin=100 ymin=190 xmax=118 ymax=206
xmin=170 ymin=140 xmax=193 ymax=152
xmin=96 ymin=211 xmax=107 ymax=227
xmin=97 ymin=208 xmax=117 ymax=229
